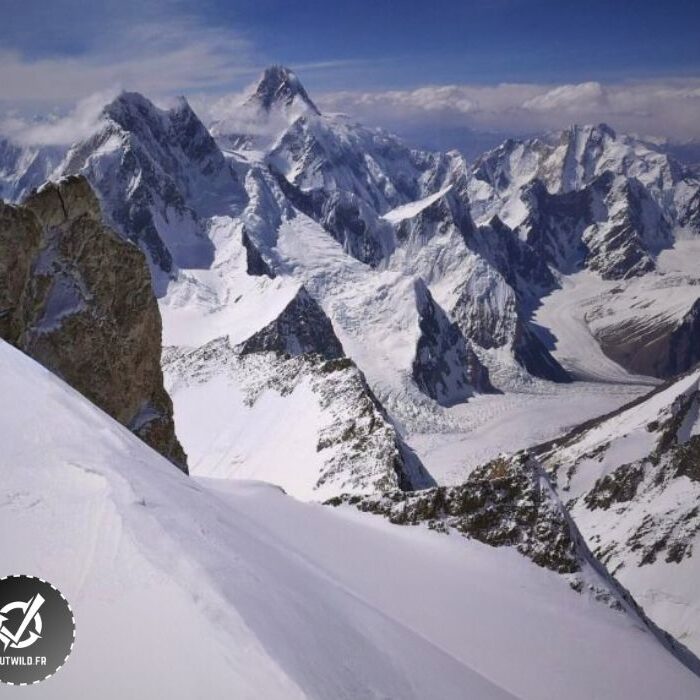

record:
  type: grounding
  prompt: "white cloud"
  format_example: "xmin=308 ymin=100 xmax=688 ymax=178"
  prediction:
xmin=0 ymin=90 xmax=119 ymax=146
xmin=2 ymin=3 xmax=699 ymax=148
xmin=317 ymin=79 xmax=700 ymax=141
xmin=521 ymin=81 xmax=606 ymax=112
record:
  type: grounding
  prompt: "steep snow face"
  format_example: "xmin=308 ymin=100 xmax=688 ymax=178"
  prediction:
xmin=0 ymin=137 xmax=65 ymax=202
xmin=268 ymin=113 xmax=451 ymax=214
xmin=2 ymin=339 xmax=700 ymax=700
xmin=382 ymin=184 xmax=454 ymax=223
xmin=56 ymin=92 xmax=247 ymax=293
xmin=538 ymin=369 xmax=700 ymax=658
xmin=164 ymin=336 xmax=433 ymax=500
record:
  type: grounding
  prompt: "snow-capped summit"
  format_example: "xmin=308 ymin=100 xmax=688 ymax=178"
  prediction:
xmin=209 ymin=66 xmax=321 ymax=153
xmin=248 ymin=65 xmax=321 ymax=116
xmin=470 ymin=122 xmax=684 ymax=220
xmin=58 ymin=91 xmax=246 ymax=291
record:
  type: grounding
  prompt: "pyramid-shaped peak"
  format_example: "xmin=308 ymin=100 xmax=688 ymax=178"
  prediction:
xmin=237 ymin=285 xmax=344 ymax=360
xmin=250 ymin=65 xmax=320 ymax=115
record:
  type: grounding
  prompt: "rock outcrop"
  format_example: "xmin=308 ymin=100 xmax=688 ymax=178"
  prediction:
xmin=328 ymin=453 xmax=581 ymax=575
xmin=236 ymin=286 xmax=345 ymax=360
xmin=412 ymin=280 xmax=495 ymax=405
xmin=0 ymin=176 xmax=187 ymax=470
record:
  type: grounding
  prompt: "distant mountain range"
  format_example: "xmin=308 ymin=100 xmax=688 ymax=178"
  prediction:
xmin=2 ymin=66 xmax=700 ymax=684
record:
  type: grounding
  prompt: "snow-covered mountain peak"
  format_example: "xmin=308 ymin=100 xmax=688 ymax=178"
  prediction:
xmin=248 ymin=65 xmax=321 ymax=116
xmin=56 ymin=90 xmax=246 ymax=291
xmin=472 ymin=122 xmax=679 ymax=201
xmin=210 ymin=66 xmax=321 ymax=153
xmin=103 ymin=90 xmax=157 ymax=119
xmin=101 ymin=91 xmax=221 ymax=163
xmin=558 ymin=122 xmax=617 ymax=145
xmin=100 ymin=91 xmax=179 ymax=143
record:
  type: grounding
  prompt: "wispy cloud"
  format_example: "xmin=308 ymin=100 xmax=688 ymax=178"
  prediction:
xmin=0 ymin=90 xmax=121 ymax=146
xmin=0 ymin=15 xmax=258 ymax=106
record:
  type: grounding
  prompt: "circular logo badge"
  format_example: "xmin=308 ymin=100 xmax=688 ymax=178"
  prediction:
xmin=0 ymin=575 xmax=75 ymax=686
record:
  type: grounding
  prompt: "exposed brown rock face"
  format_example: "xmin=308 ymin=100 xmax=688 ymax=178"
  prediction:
xmin=0 ymin=176 xmax=187 ymax=471
xmin=594 ymin=301 xmax=700 ymax=379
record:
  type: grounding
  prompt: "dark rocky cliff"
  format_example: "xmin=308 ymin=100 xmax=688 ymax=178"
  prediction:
xmin=0 ymin=176 xmax=187 ymax=470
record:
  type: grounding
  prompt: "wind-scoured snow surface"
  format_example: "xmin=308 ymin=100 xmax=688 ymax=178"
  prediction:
xmin=1 ymin=340 xmax=700 ymax=699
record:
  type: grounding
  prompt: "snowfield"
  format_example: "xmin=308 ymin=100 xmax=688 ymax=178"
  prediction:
xmin=2 ymin=339 xmax=700 ymax=699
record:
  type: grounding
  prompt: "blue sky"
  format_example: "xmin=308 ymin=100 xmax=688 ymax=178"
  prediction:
xmin=215 ymin=0 xmax=700 ymax=87
xmin=3 ymin=0 xmax=700 ymax=89
xmin=1 ymin=0 xmax=700 ymax=142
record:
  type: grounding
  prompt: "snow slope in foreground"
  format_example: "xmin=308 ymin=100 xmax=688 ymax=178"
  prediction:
xmin=1 ymin=340 xmax=699 ymax=699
